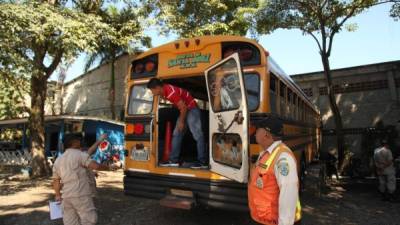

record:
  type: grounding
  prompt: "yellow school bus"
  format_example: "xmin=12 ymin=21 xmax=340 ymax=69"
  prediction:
xmin=124 ymin=35 xmax=321 ymax=211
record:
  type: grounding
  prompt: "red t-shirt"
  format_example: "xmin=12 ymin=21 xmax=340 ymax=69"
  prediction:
xmin=163 ymin=84 xmax=197 ymax=109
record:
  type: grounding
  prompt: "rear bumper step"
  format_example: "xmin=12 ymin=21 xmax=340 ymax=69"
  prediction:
xmin=124 ymin=170 xmax=249 ymax=211
xmin=160 ymin=195 xmax=195 ymax=210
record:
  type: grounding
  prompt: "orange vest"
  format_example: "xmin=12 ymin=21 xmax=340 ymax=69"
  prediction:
xmin=248 ymin=143 xmax=302 ymax=225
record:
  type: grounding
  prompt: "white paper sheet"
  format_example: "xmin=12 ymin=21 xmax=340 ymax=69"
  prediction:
xmin=49 ymin=201 xmax=63 ymax=220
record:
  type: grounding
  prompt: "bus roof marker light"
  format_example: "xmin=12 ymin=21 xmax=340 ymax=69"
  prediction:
xmin=175 ymin=43 xmax=180 ymax=49
xmin=195 ymin=39 xmax=200 ymax=45
xmin=184 ymin=41 xmax=190 ymax=47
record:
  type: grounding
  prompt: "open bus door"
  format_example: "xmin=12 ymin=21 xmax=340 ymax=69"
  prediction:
xmin=205 ymin=53 xmax=249 ymax=183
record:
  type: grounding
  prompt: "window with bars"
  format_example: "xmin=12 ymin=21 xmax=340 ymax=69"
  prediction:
xmin=302 ymin=88 xmax=313 ymax=97
xmin=318 ymin=79 xmax=389 ymax=95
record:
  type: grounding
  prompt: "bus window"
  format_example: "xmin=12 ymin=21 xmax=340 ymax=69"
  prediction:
xmin=287 ymin=89 xmax=292 ymax=119
xmin=269 ymin=73 xmax=277 ymax=114
xmin=208 ymin=59 xmax=242 ymax=112
xmin=244 ymin=73 xmax=260 ymax=112
xmin=279 ymin=81 xmax=286 ymax=117
xmin=305 ymin=105 xmax=309 ymax=123
xmin=128 ymin=84 xmax=154 ymax=115
xmin=296 ymin=96 xmax=300 ymax=121
xmin=293 ymin=95 xmax=297 ymax=120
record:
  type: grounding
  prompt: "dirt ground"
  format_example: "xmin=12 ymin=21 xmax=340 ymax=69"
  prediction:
xmin=0 ymin=165 xmax=399 ymax=225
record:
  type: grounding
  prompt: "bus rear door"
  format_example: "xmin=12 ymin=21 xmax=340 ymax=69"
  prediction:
xmin=205 ymin=53 xmax=249 ymax=183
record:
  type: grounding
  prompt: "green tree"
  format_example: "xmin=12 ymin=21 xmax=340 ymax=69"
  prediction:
xmin=0 ymin=1 xmax=111 ymax=176
xmin=0 ymin=74 xmax=29 ymax=120
xmin=254 ymin=0 xmax=400 ymax=167
xmin=84 ymin=4 xmax=151 ymax=120
xmin=390 ymin=2 xmax=400 ymax=18
xmin=146 ymin=0 xmax=259 ymax=38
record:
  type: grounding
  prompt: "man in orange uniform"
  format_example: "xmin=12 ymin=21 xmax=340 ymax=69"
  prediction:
xmin=248 ymin=117 xmax=301 ymax=225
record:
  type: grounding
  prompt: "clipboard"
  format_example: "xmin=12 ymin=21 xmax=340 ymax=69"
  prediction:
xmin=49 ymin=201 xmax=63 ymax=220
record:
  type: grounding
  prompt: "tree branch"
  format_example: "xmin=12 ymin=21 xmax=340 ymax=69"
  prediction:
xmin=32 ymin=44 xmax=47 ymax=74
xmin=371 ymin=0 xmax=400 ymax=7
xmin=45 ymin=50 xmax=63 ymax=79
xmin=308 ymin=31 xmax=323 ymax=53
xmin=327 ymin=0 xmax=373 ymax=56
xmin=327 ymin=32 xmax=336 ymax=57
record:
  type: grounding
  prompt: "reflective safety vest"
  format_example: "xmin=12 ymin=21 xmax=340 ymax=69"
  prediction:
xmin=248 ymin=143 xmax=302 ymax=225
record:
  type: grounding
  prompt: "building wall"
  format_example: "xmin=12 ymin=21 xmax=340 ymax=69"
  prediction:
xmin=291 ymin=61 xmax=400 ymax=154
xmin=61 ymin=54 xmax=133 ymax=121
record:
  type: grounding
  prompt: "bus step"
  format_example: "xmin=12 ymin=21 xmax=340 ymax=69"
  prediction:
xmin=160 ymin=195 xmax=195 ymax=210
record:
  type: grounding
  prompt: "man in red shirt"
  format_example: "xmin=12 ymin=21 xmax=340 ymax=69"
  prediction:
xmin=147 ymin=78 xmax=207 ymax=169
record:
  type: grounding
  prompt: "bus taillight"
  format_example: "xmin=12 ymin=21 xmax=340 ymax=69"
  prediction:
xmin=134 ymin=63 xmax=144 ymax=74
xmin=222 ymin=42 xmax=261 ymax=66
xmin=223 ymin=47 xmax=253 ymax=62
xmin=131 ymin=54 xmax=158 ymax=79
xmin=239 ymin=48 xmax=253 ymax=61
xmin=126 ymin=124 xmax=135 ymax=134
xmin=134 ymin=123 xmax=144 ymax=135
xmin=126 ymin=123 xmax=146 ymax=135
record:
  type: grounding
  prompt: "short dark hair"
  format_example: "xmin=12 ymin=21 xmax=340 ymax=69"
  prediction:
xmin=63 ymin=133 xmax=82 ymax=149
xmin=147 ymin=78 xmax=163 ymax=89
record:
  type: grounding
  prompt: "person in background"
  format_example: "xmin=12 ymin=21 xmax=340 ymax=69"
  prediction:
xmin=52 ymin=134 xmax=118 ymax=225
xmin=325 ymin=149 xmax=339 ymax=181
xmin=147 ymin=78 xmax=207 ymax=169
xmin=248 ymin=117 xmax=302 ymax=225
xmin=374 ymin=139 xmax=396 ymax=202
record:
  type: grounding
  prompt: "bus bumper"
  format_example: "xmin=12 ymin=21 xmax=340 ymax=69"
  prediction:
xmin=124 ymin=170 xmax=248 ymax=211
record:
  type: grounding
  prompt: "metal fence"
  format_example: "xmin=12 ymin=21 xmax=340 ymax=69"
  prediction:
xmin=0 ymin=149 xmax=32 ymax=165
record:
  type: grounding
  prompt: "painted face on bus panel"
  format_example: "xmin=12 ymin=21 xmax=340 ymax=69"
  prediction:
xmin=150 ymin=85 xmax=163 ymax=96
xmin=255 ymin=128 xmax=274 ymax=149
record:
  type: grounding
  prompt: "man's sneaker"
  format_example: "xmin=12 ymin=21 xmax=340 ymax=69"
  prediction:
xmin=160 ymin=161 xmax=179 ymax=167
xmin=190 ymin=162 xmax=209 ymax=169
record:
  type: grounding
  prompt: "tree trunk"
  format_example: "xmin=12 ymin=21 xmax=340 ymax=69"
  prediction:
xmin=29 ymin=74 xmax=50 ymax=177
xmin=110 ymin=57 xmax=116 ymax=120
xmin=320 ymin=53 xmax=345 ymax=168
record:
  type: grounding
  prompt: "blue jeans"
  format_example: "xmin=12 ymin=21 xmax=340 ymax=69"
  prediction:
xmin=169 ymin=108 xmax=206 ymax=164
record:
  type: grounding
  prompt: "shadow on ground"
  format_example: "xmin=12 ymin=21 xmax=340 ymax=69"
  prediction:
xmin=1 ymin=168 xmax=400 ymax=225
xmin=302 ymin=178 xmax=400 ymax=225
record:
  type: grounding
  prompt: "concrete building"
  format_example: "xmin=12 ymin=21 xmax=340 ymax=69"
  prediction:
xmin=291 ymin=60 xmax=400 ymax=158
xmin=60 ymin=54 xmax=133 ymax=121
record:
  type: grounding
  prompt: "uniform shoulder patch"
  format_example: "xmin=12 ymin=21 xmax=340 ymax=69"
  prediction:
xmin=277 ymin=159 xmax=289 ymax=176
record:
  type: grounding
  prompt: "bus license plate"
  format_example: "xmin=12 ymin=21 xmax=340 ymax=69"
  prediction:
xmin=131 ymin=149 xmax=149 ymax=161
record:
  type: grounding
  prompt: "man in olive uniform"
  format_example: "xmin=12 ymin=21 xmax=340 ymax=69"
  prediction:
xmin=52 ymin=134 xmax=117 ymax=225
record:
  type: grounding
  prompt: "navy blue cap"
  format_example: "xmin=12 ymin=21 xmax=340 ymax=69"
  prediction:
xmin=256 ymin=116 xmax=283 ymax=137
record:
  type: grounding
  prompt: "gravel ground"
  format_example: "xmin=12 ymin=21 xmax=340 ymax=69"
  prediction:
xmin=0 ymin=165 xmax=399 ymax=225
